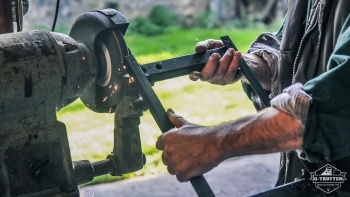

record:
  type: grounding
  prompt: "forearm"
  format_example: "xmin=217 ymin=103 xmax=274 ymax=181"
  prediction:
xmin=216 ymin=107 xmax=303 ymax=160
xmin=156 ymin=107 xmax=304 ymax=181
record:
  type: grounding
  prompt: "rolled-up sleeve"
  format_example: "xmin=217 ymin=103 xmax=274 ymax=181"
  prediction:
xmin=242 ymin=32 xmax=281 ymax=110
xmin=271 ymin=83 xmax=312 ymax=130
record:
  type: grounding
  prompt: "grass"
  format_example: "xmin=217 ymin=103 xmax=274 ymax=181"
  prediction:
xmin=57 ymin=26 xmax=277 ymax=186
xmin=126 ymin=27 xmax=262 ymax=56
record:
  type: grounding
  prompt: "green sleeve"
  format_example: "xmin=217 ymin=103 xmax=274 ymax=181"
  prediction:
xmin=302 ymin=15 xmax=350 ymax=162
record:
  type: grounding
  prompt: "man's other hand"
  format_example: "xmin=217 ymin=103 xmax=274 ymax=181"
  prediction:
xmin=155 ymin=109 xmax=223 ymax=182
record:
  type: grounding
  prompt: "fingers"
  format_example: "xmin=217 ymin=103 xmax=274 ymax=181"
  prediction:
xmin=167 ymin=165 xmax=176 ymax=175
xmin=189 ymin=71 xmax=201 ymax=81
xmin=200 ymin=48 xmax=241 ymax=84
xmin=167 ymin=109 xmax=189 ymax=128
xmin=155 ymin=135 xmax=164 ymax=150
xmin=200 ymin=53 xmax=220 ymax=81
xmin=163 ymin=151 xmax=191 ymax=181
xmin=216 ymin=51 xmax=242 ymax=85
xmin=195 ymin=39 xmax=224 ymax=53
xmin=164 ymin=154 xmax=188 ymax=180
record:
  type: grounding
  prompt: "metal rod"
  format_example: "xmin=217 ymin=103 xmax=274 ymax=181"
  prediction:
xmin=125 ymin=55 xmax=216 ymax=197
xmin=91 ymin=159 xmax=114 ymax=177
xmin=73 ymin=159 xmax=114 ymax=185
xmin=142 ymin=47 xmax=227 ymax=83
xmin=220 ymin=36 xmax=271 ymax=107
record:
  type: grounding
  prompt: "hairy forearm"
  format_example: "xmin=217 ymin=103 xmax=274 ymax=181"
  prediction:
xmin=156 ymin=108 xmax=303 ymax=181
xmin=216 ymin=107 xmax=303 ymax=160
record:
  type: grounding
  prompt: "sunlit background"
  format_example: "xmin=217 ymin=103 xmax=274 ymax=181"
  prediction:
xmin=23 ymin=0 xmax=286 ymax=186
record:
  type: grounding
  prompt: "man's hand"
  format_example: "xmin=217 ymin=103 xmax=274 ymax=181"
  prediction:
xmin=190 ymin=39 xmax=242 ymax=85
xmin=191 ymin=39 xmax=272 ymax=91
xmin=155 ymin=108 xmax=304 ymax=182
xmin=156 ymin=109 xmax=224 ymax=182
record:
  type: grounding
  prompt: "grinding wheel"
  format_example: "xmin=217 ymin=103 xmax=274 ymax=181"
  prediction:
xmin=78 ymin=28 xmax=130 ymax=113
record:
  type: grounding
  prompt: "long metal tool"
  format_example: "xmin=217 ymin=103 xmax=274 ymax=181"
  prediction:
xmin=125 ymin=55 xmax=216 ymax=197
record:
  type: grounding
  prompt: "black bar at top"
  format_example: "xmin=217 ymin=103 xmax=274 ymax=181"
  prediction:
xmin=142 ymin=47 xmax=227 ymax=83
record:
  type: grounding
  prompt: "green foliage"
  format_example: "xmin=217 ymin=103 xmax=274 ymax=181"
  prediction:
xmin=128 ymin=5 xmax=178 ymax=36
xmin=148 ymin=5 xmax=177 ymax=28
xmin=126 ymin=27 xmax=267 ymax=56
xmin=129 ymin=16 xmax=163 ymax=36
xmin=194 ymin=11 xmax=222 ymax=29
xmin=105 ymin=2 xmax=119 ymax=10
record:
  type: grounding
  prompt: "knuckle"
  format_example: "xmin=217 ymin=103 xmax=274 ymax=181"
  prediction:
xmin=177 ymin=173 xmax=191 ymax=182
xmin=168 ymin=166 xmax=176 ymax=175
xmin=174 ymin=165 xmax=186 ymax=174
xmin=176 ymin=174 xmax=188 ymax=182
xmin=162 ymin=154 xmax=168 ymax=163
xmin=200 ymin=73 xmax=210 ymax=81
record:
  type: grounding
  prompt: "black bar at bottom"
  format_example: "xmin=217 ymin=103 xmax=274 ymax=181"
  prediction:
xmin=249 ymin=179 xmax=320 ymax=197
xmin=125 ymin=55 xmax=215 ymax=197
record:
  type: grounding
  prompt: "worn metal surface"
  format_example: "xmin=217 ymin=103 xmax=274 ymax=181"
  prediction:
xmin=0 ymin=9 xmax=147 ymax=196
xmin=107 ymin=79 xmax=146 ymax=176
xmin=0 ymin=122 xmax=78 ymax=197
xmin=0 ymin=30 xmax=95 ymax=132
xmin=0 ymin=29 xmax=95 ymax=196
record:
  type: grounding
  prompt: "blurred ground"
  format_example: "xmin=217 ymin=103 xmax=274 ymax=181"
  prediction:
xmin=79 ymin=153 xmax=280 ymax=197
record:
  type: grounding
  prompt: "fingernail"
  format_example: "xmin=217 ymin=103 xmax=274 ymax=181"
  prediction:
xmin=211 ymin=53 xmax=219 ymax=60
xmin=228 ymin=48 xmax=234 ymax=55
xmin=189 ymin=71 xmax=201 ymax=81
xmin=192 ymin=71 xmax=201 ymax=76
xmin=168 ymin=108 xmax=175 ymax=113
